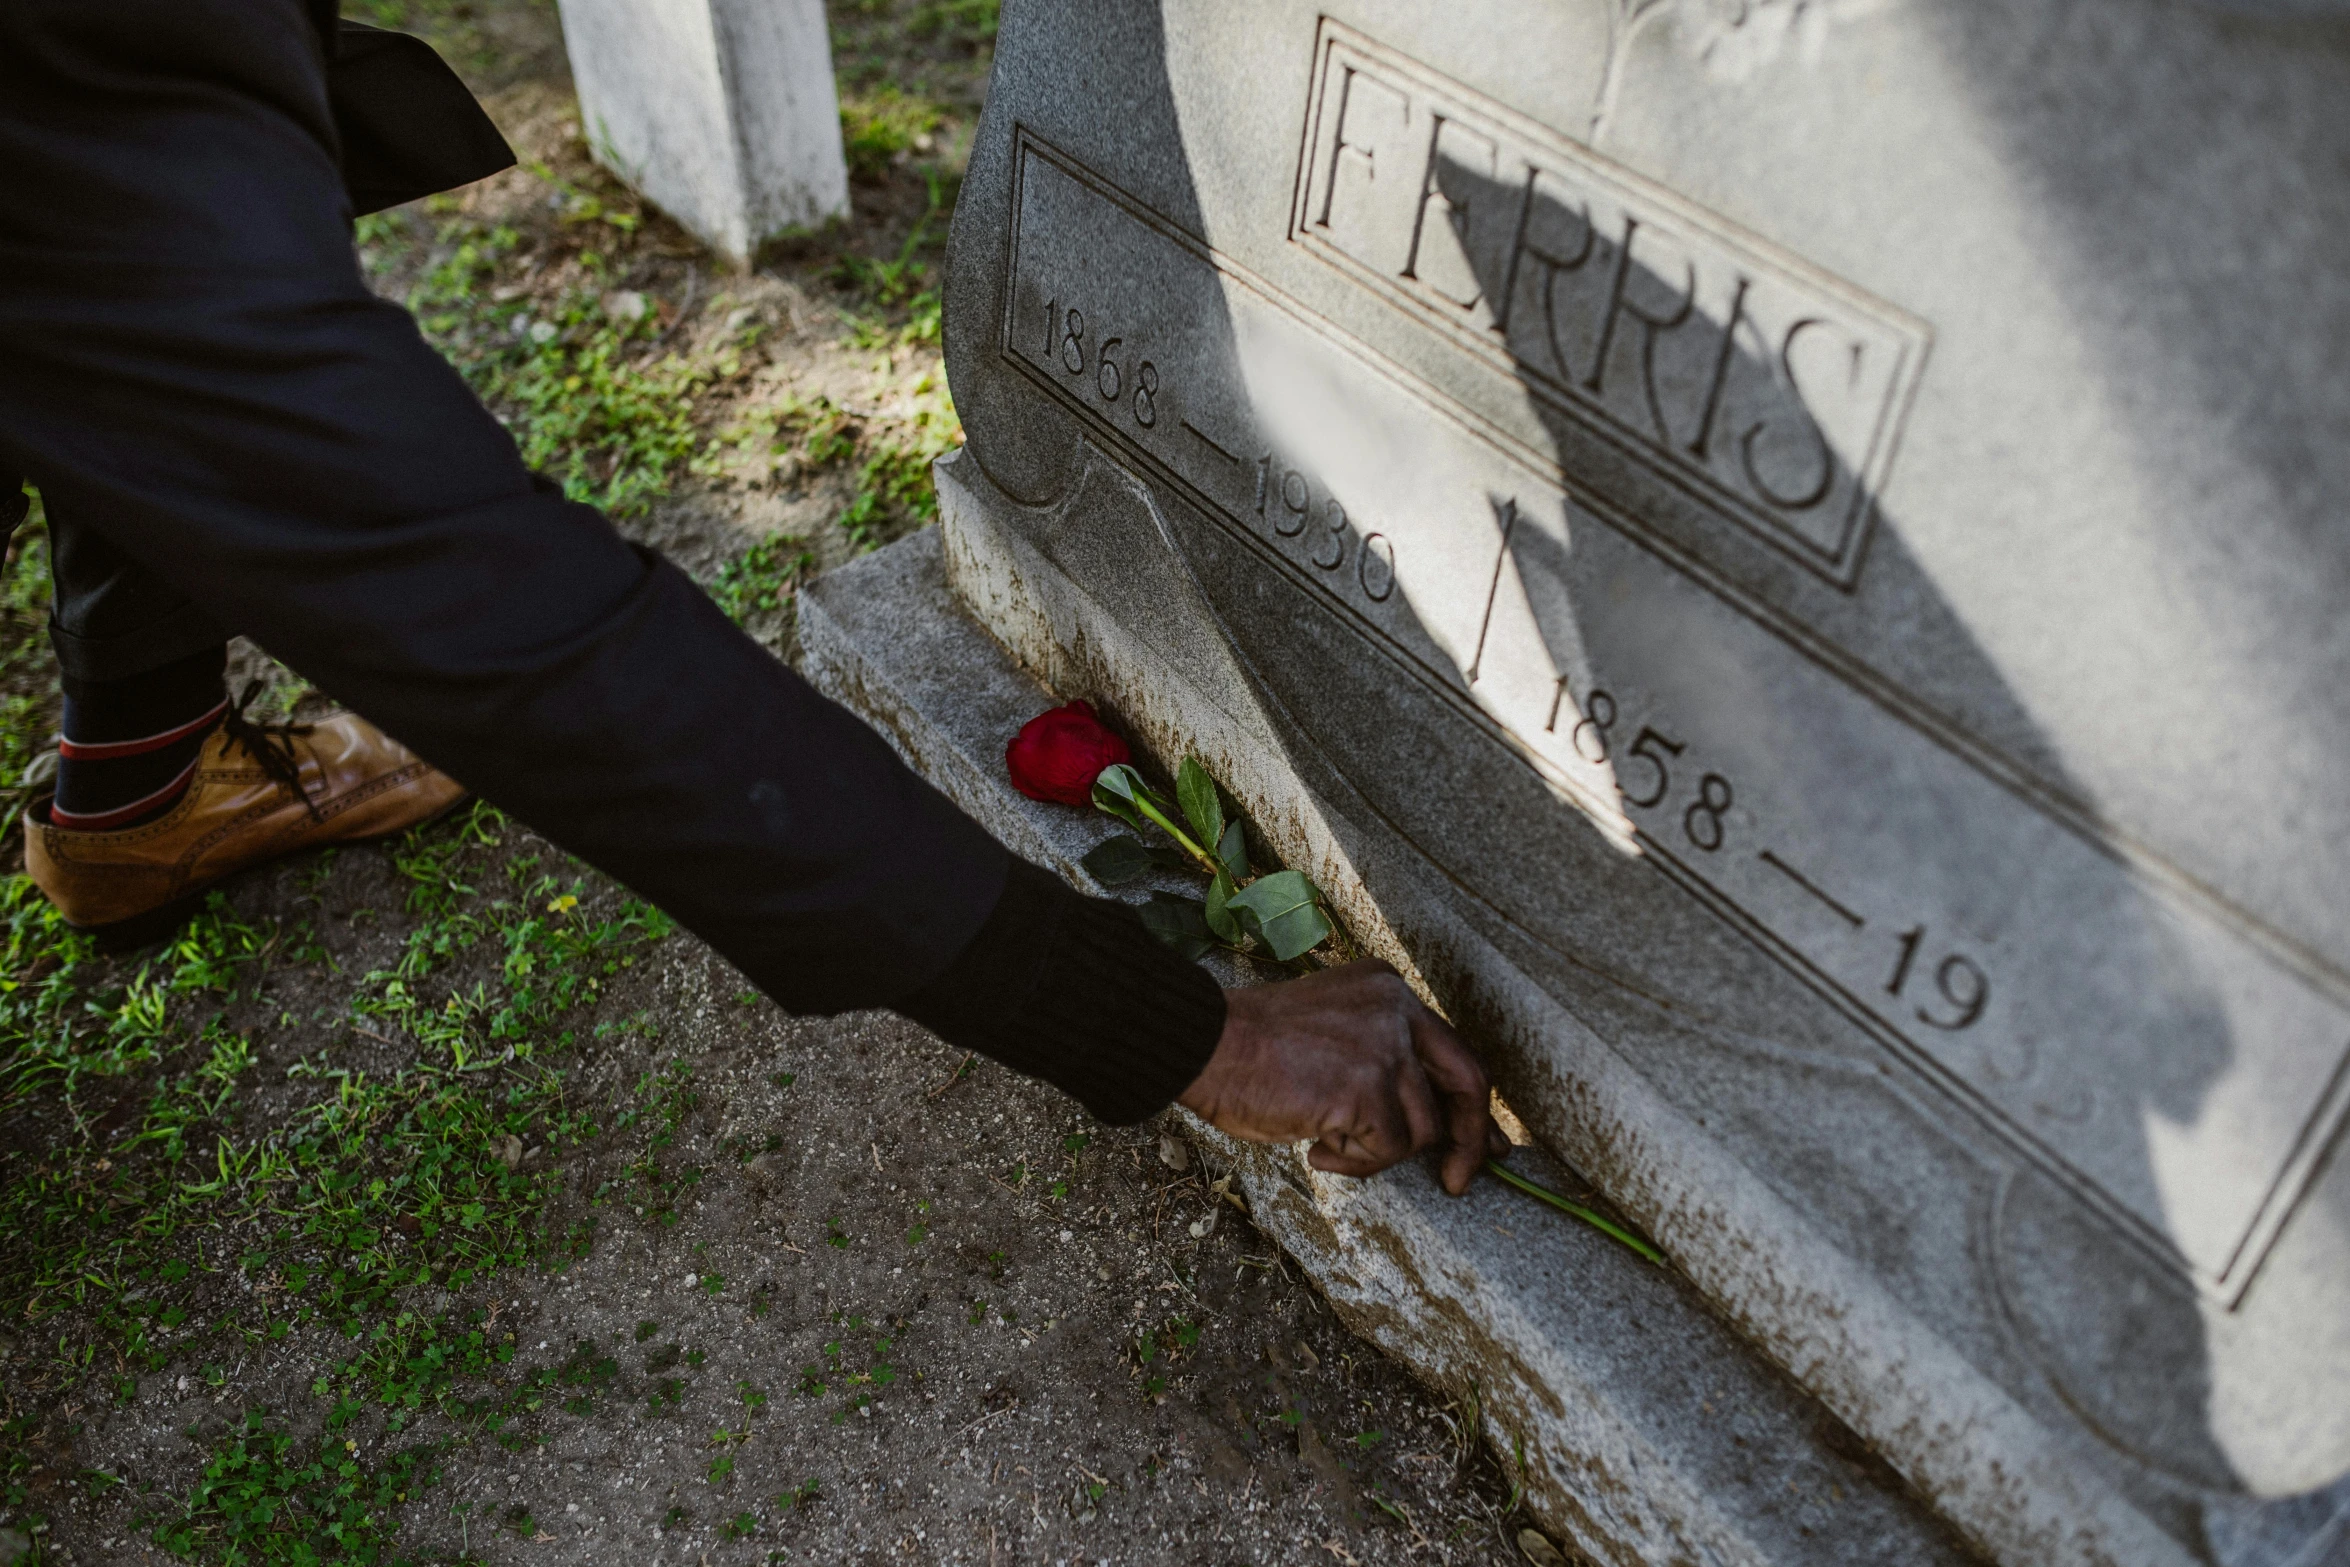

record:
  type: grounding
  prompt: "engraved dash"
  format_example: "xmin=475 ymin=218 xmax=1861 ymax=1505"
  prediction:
xmin=1758 ymin=849 xmax=1865 ymax=929
xmin=1181 ymin=420 xmax=1242 ymax=466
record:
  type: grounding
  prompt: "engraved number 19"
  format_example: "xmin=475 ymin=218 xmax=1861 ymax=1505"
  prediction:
xmin=1886 ymin=925 xmax=1990 ymax=1031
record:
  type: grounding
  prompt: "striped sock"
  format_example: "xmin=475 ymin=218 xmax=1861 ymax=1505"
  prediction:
xmin=51 ymin=649 xmax=228 ymax=831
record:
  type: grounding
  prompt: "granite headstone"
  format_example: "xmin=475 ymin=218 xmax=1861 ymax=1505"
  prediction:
xmin=931 ymin=3 xmax=2350 ymax=1564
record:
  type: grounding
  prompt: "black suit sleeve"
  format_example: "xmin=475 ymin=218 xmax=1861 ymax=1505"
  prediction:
xmin=0 ymin=0 xmax=1223 ymax=1123
xmin=330 ymin=20 xmax=517 ymax=216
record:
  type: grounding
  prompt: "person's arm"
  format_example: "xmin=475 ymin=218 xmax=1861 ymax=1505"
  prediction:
xmin=0 ymin=0 xmax=1010 ymax=1013
xmin=0 ymin=0 xmax=1500 ymax=1181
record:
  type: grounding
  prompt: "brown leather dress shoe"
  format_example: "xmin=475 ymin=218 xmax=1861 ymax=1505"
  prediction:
xmin=26 ymin=710 xmax=469 ymax=944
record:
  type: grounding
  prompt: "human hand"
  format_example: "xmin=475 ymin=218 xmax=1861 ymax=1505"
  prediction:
xmin=1176 ymin=960 xmax=1508 ymax=1195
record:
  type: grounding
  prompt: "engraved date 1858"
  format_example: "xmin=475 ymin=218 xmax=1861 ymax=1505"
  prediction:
xmin=1564 ymin=686 xmax=1994 ymax=1034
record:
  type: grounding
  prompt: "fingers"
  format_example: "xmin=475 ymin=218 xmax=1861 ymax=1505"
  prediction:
xmin=1310 ymin=1084 xmax=1418 ymax=1178
xmin=1408 ymin=1004 xmax=1500 ymax=1195
xmin=1203 ymin=960 xmax=1505 ymax=1196
xmin=1333 ymin=1079 xmax=1432 ymax=1177
xmin=1391 ymin=1049 xmax=1444 ymax=1158
xmin=1307 ymin=1140 xmax=1388 ymax=1178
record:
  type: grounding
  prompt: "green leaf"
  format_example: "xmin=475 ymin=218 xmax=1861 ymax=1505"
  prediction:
xmin=1225 ymin=871 xmax=1334 ymax=962
xmin=1105 ymin=762 xmax=1178 ymax=819
xmin=1135 ymin=892 xmax=1214 ymax=961
xmin=1081 ymin=835 xmax=1156 ymax=886
xmin=1215 ymin=818 xmax=1249 ymax=881
xmin=1203 ymin=872 xmax=1242 ymax=945
xmin=1176 ymin=757 xmax=1224 ymax=851
xmin=1090 ymin=764 xmax=1150 ymax=832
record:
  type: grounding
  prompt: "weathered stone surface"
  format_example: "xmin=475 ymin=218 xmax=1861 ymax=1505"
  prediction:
xmin=553 ymin=0 xmax=846 ymax=263
xmin=800 ymin=529 xmax=1978 ymax=1567
xmin=922 ymin=5 xmax=2350 ymax=1564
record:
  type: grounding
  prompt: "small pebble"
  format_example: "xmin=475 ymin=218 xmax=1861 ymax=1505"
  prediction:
xmin=1518 ymin=1527 xmax=1569 ymax=1566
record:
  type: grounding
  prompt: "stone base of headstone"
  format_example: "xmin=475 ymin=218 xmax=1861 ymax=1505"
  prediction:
xmin=799 ymin=519 xmax=1978 ymax=1567
xmin=553 ymin=0 xmax=847 ymax=265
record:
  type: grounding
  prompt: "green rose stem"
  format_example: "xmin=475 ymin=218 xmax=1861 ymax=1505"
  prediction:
xmin=1483 ymin=1159 xmax=1663 ymax=1263
xmin=1126 ymin=792 xmax=1224 ymax=878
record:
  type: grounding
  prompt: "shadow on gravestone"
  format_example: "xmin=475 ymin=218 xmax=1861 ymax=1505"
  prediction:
xmin=942 ymin=3 xmax=2350 ymax=1562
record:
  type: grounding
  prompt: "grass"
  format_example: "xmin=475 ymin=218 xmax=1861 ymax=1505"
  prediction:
xmin=355 ymin=122 xmax=968 ymax=570
xmin=0 ymin=509 xmax=63 ymax=855
xmin=150 ymin=1407 xmax=443 ymax=1564
xmin=838 ymin=397 xmax=959 ymax=550
xmin=0 ymin=502 xmax=688 ymax=1559
xmin=0 ymin=784 xmax=685 ymax=1561
xmin=381 ymin=215 xmax=742 ymax=521
xmin=839 ymin=84 xmax=945 ymax=183
xmin=831 ymin=0 xmax=999 ymax=84
xmin=1133 ymin=1315 xmax=1201 ymax=1401
xmin=341 ymin=0 xmax=508 ymax=78
xmin=346 ymin=0 xmax=995 ymax=576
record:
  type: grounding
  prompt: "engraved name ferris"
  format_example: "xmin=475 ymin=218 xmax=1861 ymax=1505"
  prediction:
xmin=1292 ymin=21 xmax=1929 ymax=589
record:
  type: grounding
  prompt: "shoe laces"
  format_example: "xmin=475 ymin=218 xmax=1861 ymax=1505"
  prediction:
xmin=222 ymin=680 xmax=324 ymax=823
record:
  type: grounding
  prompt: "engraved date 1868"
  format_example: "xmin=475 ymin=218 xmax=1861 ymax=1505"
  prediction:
xmin=1044 ymin=299 xmax=1161 ymax=430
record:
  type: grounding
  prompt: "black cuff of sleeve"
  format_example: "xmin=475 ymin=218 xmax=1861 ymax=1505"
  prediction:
xmin=896 ymin=858 xmax=1226 ymax=1124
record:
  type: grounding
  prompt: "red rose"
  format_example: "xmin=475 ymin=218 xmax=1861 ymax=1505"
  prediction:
xmin=1006 ymin=700 xmax=1130 ymax=806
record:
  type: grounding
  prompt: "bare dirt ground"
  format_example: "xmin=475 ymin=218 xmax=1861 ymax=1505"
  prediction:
xmin=15 ymin=815 xmax=1529 ymax=1567
xmin=0 ymin=4 xmax=1554 ymax=1564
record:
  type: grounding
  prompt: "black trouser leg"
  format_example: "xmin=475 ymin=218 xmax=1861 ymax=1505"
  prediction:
xmin=44 ymin=486 xmax=231 ymax=686
xmin=10 ymin=479 xmax=230 ymax=826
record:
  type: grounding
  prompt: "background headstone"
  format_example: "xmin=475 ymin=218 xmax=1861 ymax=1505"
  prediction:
xmin=915 ymin=3 xmax=2350 ymax=1565
xmin=553 ymin=0 xmax=847 ymax=264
